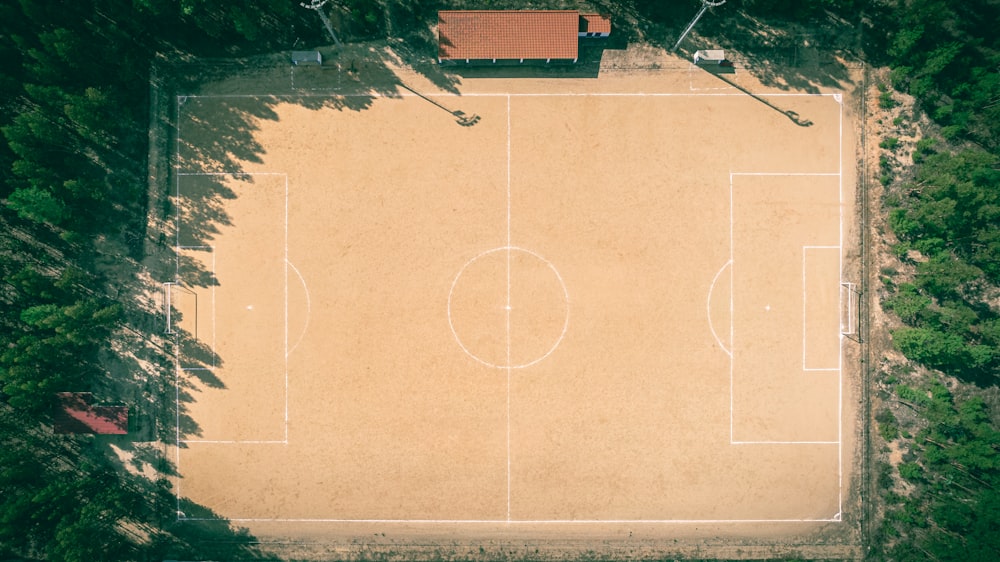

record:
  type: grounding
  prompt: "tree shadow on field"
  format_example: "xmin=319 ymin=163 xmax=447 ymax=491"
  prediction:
xmin=121 ymin=36 xmax=533 ymax=559
xmin=584 ymin=1 xmax=861 ymax=92
xmin=676 ymin=8 xmax=863 ymax=93
xmin=157 ymin=499 xmax=274 ymax=560
xmin=140 ymin=41 xmax=484 ymax=452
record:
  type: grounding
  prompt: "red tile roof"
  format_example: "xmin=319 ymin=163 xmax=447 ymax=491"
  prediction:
xmin=580 ymin=14 xmax=612 ymax=34
xmin=54 ymin=392 xmax=128 ymax=435
xmin=438 ymin=11 xmax=580 ymax=61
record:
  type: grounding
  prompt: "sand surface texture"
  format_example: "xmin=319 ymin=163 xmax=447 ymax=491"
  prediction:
xmin=167 ymin=64 xmax=858 ymax=542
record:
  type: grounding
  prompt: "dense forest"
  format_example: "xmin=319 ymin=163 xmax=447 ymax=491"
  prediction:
xmin=0 ymin=2 xmax=322 ymax=558
xmin=1 ymin=0 xmax=997 ymax=560
xmin=862 ymin=0 xmax=1000 ymax=559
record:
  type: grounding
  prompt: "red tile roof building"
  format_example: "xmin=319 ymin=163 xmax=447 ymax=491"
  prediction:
xmin=438 ymin=10 xmax=583 ymax=63
xmin=54 ymin=392 xmax=128 ymax=435
xmin=579 ymin=13 xmax=612 ymax=37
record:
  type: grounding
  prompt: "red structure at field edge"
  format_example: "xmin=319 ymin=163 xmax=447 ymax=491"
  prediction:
xmin=54 ymin=392 xmax=128 ymax=435
xmin=438 ymin=10 xmax=610 ymax=64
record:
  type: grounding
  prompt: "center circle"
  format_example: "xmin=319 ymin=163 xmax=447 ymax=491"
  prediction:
xmin=447 ymin=246 xmax=569 ymax=369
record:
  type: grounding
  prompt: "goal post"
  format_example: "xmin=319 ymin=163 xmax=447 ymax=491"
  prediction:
xmin=163 ymin=282 xmax=198 ymax=336
xmin=840 ymin=282 xmax=860 ymax=336
xmin=163 ymin=282 xmax=174 ymax=334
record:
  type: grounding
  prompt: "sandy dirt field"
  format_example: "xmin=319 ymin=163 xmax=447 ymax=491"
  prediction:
xmin=165 ymin=55 xmax=860 ymax=557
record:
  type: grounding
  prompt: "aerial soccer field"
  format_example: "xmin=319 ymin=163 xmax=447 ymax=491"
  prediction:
xmin=163 ymin=62 xmax=859 ymax=554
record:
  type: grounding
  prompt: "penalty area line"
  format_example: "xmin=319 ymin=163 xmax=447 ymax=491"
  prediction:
xmin=180 ymin=440 xmax=289 ymax=444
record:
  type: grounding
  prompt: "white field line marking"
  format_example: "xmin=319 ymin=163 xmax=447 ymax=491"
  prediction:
xmin=837 ymin=90 xmax=844 ymax=516
xmin=848 ymin=283 xmax=853 ymax=333
xmin=284 ymin=174 xmax=289 ymax=441
xmin=730 ymin=173 xmax=844 ymax=447
xmin=173 ymin=94 xmax=848 ymax=524
xmin=843 ymin=283 xmax=851 ymax=334
xmin=176 ymin=172 xmax=287 ymax=176
xmin=178 ymin=517 xmax=843 ymax=524
xmin=211 ymin=249 xmax=216 ymax=369
xmin=174 ymin=338 xmax=181 ymax=519
xmin=729 ymin=173 xmax=735 ymax=444
xmin=181 ymin=92 xmax=842 ymax=99
xmin=802 ymin=246 xmax=841 ymax=372
xmin=506 ymin=363 xmax=512 ymax=523
xmin=688 ymin=63 xmax=738 ymax=91
xmin=731 ymin=172 xmax=839 ymax=176
xmin=171 ymin=101 xmax=296 ymax=512
xmin=163 ymin=282 xmax=173 ymax=334
xmin=173 ymin=173 xmax=290 ymax=448
xmin=505 ymin=94 xmax=512 ymax=523
xmin=840 ymin=282 xmax=856 ymax=334
xmin=446 ymin=247 xmax=569 ymax=370
xmin=844 ymin=284 xmax=849 ymax=333
xmin=285 ymin=260 xmax=312 ymax=357
xmin=181 ymin=440 xmax=288 ymax=444
xmin=175 ymin=96 xmax=181 ymax=252
xmin=706 ymin=260 xmax=732 ymax=356
xmin=176 ymin=246 xmax=216 ymax=371
xmin=732 ymin=440 xmax=839 ymax=445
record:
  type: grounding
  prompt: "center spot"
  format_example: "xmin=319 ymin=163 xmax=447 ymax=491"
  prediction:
xmin=447 ymin=246 xmax=569 ymax=370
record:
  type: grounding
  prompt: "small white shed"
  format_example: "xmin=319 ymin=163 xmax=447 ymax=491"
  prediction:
xmin=693 ymin=50 xmax=726 ymax=65
xmin=291 ymin=51 xmax=323 ymax=66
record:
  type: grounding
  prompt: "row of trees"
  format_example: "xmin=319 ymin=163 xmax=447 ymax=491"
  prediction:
xmin=0 ymin=1 xmax=324 ymax=559
xmin=875 ymin=379 xmax=1000 ymax=559
xmin=884 ymin=148 xmax=1000 ymax=385
xmin=859 ymin=0 xmax=1000 ymax=559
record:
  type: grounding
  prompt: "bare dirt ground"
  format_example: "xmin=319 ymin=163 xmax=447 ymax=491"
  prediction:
xmin=157 ymin=43 xmax=865 ymax=560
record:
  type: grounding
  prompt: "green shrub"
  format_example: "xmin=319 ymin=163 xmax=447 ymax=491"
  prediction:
xmin=898 ymin=461 xmax=923 ymax=482
xmin=896 ymin=383 xmax=931 ymax=406
xmin=878 ymin=462 xmax=895 ymax=490
xmin=880 ymin=90 xmax=898 ymax=109
xmin=880 ymin=137 xmax=900 ymax=150
xmin=880 ymin=518 xmax=900 ymax=538
xmin=941 ymin=124 xmax=963 ymax=139
xmin=883 ymin=283 xmax=931 ymax=324
xmin=876 ymin=408 xmax=900 ymax=440
xmin=889 ymin=66 xmax=912 ymax=90
xmin=915 ymin=137 xmax=937 ymax=154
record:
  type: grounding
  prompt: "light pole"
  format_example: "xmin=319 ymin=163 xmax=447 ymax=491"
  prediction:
xmin=672 ymin=0 xmax=726 ymax=52
xmin=301 ymin=0 xmax=343 ymax=50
